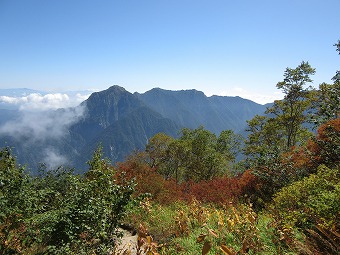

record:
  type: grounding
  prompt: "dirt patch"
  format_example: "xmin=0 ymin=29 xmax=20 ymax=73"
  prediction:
xmin=115 ymin=228 xmax=139 ymax=255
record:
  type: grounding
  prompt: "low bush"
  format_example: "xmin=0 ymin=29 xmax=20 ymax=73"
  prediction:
xmin=0 ymin=147 xmax=136 ymax=254
xmin=272 ymin=165 xmax=340 ymax=254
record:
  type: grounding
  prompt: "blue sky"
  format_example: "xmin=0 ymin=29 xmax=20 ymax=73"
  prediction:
xmin=0 ymin=0 xmax=339 ymax=104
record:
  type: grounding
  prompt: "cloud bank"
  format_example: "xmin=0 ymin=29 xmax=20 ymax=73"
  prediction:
xmin=0 ymin=92 xmax=90 ymax=110
xmin=0 ymin=106 xmax=86 ymax=142
xmin=0 ymin=104 xmax=87 ymax=169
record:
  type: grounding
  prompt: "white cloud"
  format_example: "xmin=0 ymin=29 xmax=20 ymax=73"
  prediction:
xmin=0 ymin=92 xmax=91 ymax=110
xmin=0 ymin=106 xmax=86 ymax=142
xmin=42 ymin=148 xmax=69 ymax=169
xmin=220 ymin=87 xmax=284 ymax=104
xmin=75 ymin=93 xmax=91 ymax=102
xmin=0 ymin=96 xmax=21 ymax=104
xmin=0 ymin=93 xmax=88 ymax=169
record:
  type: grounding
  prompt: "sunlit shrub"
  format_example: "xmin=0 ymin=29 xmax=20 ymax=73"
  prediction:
xmin=272 ymin=165 xmax=340 ymax=253
xmin=272 ymin=165 xmax=339 ymax=230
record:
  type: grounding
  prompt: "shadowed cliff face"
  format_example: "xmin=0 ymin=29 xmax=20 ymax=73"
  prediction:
xmin=82 ymin=86 xmax=144 ymax=128
xmin=71 ymin=86 xmax=146 ymax=143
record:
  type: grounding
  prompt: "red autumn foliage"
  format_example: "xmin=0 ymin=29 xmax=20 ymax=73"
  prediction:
xmin=184 ymin=170 xmax=258 ymax=204
xmin=317 ymin=118 xmax=340 ymax=141
xmin=186 ymin=176 xmax=241 ymax=204
xmin=115 ymin=153 xmax=186 ymax=204
xmin=114 ymin=144 xmax=278 ymax=206
xmin=237 ymin=169 xmax=260 ymax=195
xmin=284 ymin=118 xmax=340 ymax=172
xmin=312 ymin=118 xmax=340 ymax=167
xmin=115 ymin=153 xmax=260 ymax=205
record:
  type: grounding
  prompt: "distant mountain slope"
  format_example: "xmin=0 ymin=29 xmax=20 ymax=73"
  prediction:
xmin=0 ymin=85 xmax=269 ymax=172
xmin=0 ymin=86 xmax=181 ymax=172
xmin=0 ymin=109 xmax=20 ymax=125
xmin=135 ymin=88 xmax=267 ymax=134
xmin=80 ymin=106 xmax=180 ymax=166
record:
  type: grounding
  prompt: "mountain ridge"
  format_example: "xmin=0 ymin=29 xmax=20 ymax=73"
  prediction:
xmin=135 ymin=87 xmax=267 ymax=134
xmin=0 ymin=85 xmax=269 ymax=172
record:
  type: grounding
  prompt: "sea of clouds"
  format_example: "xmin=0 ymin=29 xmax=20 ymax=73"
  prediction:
xmin=0 ymin=92 xmax=90 ymax=110
xmin=0 ymin=91 xmax=91 ymax=169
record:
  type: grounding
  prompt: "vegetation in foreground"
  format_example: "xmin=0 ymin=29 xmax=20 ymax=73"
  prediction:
xmin=1 ymin=41 xmax=340 ymax=254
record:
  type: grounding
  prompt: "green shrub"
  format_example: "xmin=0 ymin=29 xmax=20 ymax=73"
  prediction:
xmin=271 ymin=165 xmax=340 ymax=254
xmin=0 ymin=146 xmax=137 ymax=254
xmin=272 ymin=165 xmax=339 ymax=230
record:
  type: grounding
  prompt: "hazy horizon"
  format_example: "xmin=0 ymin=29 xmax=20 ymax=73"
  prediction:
xmin=0 ymin=85 xmax=276 ymax=113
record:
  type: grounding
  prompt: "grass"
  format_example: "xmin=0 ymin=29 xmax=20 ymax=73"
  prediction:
xmin=123 ymin=199 xmax=305 ymax=254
